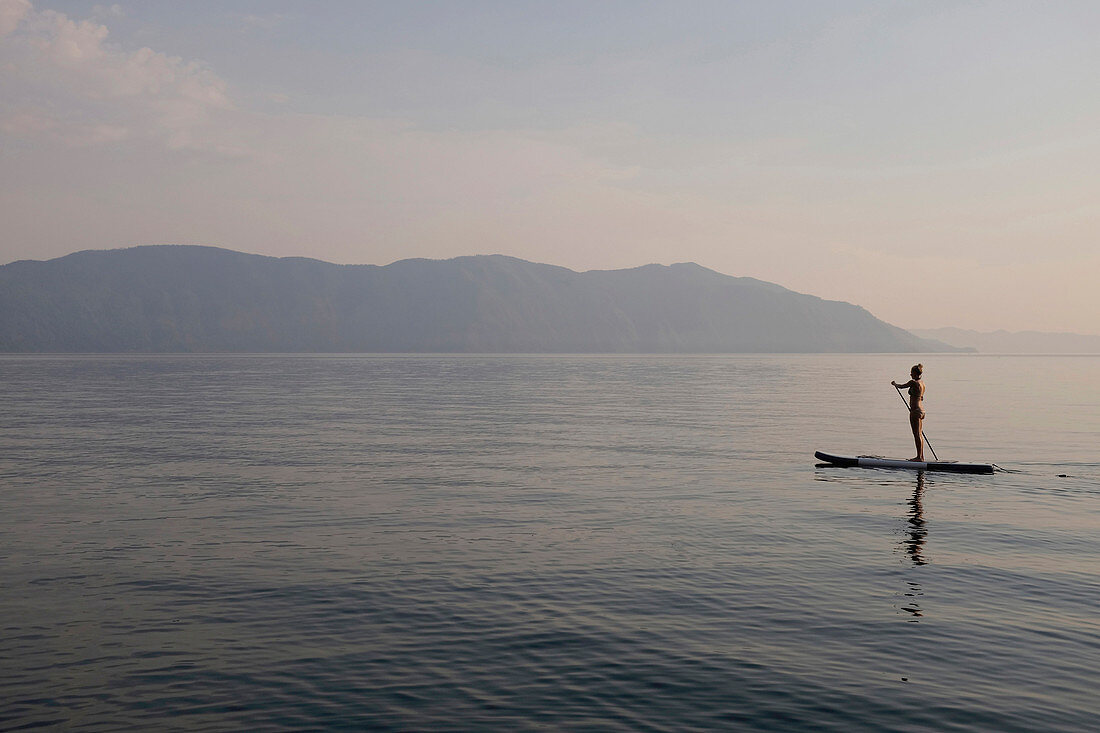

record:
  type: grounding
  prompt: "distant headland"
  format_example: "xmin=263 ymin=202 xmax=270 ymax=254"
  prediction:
xmin=911 ymin=327 xmax=1100 ymax=354
xmin=0 ymin=246 xmax=964 ymax=353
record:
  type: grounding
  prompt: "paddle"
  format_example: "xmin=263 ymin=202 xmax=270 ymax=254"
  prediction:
xmin=894 ymin=384 xmax=939 ymax=461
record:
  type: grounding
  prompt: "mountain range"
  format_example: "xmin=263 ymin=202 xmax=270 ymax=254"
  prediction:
xmin=0 ymin=246 xmax=961 ymax=353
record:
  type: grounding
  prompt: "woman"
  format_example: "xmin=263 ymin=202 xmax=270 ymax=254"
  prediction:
xmin=892 ymin=364 xmax=926 ymax=461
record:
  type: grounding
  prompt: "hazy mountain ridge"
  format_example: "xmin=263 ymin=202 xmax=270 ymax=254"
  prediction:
xmin=911 ymin=327 xmax=1100 ymax=354
xmin=0 ymin=246 xmax=961 ymax=353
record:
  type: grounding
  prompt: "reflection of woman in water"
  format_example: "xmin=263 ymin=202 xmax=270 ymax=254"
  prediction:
xmin=892 ymin=363 xmax=926 ymax=461
xmin=899 ymin=473 xmax=927 ymax=620
xmin=905 ymin=472 xmax=927 ymax=566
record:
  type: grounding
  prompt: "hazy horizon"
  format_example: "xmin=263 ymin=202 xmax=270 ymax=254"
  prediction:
xmin=3 ymin=0 xmax=1099 ymax=333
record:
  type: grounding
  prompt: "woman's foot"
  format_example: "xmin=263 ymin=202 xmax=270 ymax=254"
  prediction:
xmin=908 ymin=457 xmax=924 ymax=462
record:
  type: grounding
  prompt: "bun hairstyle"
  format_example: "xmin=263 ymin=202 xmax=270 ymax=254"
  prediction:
xmin=912 ymin=363 xmax=924 ymax=378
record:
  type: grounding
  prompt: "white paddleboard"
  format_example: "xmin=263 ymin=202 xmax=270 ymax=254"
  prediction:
xmin=815 ymin=451 xmax=993 ymax=474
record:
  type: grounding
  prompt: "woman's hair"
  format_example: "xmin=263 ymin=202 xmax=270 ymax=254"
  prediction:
xmin=912 ymin=363 xmax=924 ymax=377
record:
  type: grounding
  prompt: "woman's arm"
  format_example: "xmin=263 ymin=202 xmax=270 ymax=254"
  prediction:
xmin=892 ymin=379 xmax=916 ymax=388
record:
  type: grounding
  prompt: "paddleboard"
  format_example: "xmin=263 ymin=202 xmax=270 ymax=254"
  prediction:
xmin=815 ymin=450 xmax=993 ymax=474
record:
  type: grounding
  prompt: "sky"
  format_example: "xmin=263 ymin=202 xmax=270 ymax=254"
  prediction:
xmin=2 ymin=0 xmax=1098 ymax=334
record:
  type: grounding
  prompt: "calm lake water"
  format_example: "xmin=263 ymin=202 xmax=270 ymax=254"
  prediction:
xmin=1 ymin=354 xmax=1097 ymax=731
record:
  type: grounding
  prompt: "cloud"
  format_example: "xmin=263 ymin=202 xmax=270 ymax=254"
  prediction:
xmin=0 ymin=0 xmax=231 ymax=150
xmin=0 ymin=0 xmax=30 ymax=37
xmin=0 ymin=1 xmax=644 ymax=204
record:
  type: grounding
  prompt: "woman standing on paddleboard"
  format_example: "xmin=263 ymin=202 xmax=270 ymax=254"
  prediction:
xmin=892 ymin=364 xmax=925 ymax=461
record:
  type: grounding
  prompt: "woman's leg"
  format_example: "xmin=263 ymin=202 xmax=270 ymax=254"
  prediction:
xmin=910 ymin=411 xmax=924 ymax=461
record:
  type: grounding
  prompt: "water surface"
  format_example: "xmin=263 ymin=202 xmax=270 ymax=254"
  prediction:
xmin=1 ymin=355 xmax=1097 ymax=731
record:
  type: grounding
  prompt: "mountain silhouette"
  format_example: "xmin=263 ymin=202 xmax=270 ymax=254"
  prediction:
xmin=0 ymin=246 xmax=959 ymax=353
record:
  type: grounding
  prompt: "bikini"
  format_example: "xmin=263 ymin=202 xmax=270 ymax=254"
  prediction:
xmin=909 ymin=382 xmax=925 ymax=419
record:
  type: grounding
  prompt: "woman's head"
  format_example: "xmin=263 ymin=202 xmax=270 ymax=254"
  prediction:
xmin=911 ymin=363 xmax=924 ymax=379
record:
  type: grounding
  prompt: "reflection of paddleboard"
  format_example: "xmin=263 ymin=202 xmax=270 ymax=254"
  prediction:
xmin=815 ymin=451 xmax=994 ymax=475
